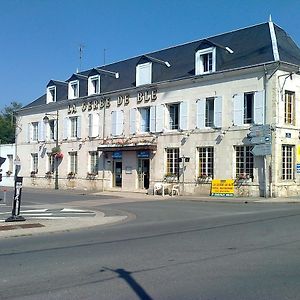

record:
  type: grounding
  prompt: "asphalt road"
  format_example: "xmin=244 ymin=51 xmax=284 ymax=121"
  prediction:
xmin=1 ymin=190 xmax=300 ymax=299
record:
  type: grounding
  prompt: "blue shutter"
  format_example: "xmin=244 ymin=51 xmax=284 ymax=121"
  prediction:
xmin=179 ymin=101 xmax=188 ymax=130
xmin=254 ymin=90 xmax=265 ymax=125
xmin=156 ymin=104 xmax=165 ymax=132
xmin=196 ymin=99 xmax=205 ymax=129
xmin=63 ymin=117 xmax=69 ymax=140
xmin=214 ymin=96 xmax=222 ymax=128
xmin=130 ymin=108 xmax=136 ymax=134
xmin=77 ymin=116 xmax=82 ymax=138
xmin=233 ymin=93 xmax=244 ymax=126
xmin=150 ymin=106 xmax=156 ymax=132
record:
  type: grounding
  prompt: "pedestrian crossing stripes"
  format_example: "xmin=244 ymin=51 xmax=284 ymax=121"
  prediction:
xmin=0 ymin=208 xmax=96 ymax=222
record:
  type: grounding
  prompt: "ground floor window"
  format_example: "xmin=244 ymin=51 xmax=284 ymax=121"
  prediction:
xmin=48 ymin=153 xmax=55 ymax=173
xmin=166 ymin=148 xmax=179 ymax=177
xmin=235 ymin=146 xmax=253 ymax=179
xmin=31 ymin=153 xmax=38 ymax=173
xmin=89 ymin=151 xmax=98 ymax=173
xmin=198 ymin=147 xmax=214 ymax=178
xmin=282 ymin=145 xmax=294 ymax=180
xmin=69 ymin=152 xmax=78 ymax=174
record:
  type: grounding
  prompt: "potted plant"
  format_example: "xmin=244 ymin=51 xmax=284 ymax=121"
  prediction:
xmin=51 ymin=146 xmax=61 ymax=155
xmin=67 ymin=171 xmax=76 ymax=179
xmin=237 ymin=173 xmax=250 ymax=180
xmin=30 ymin=170 xmax=37 ymax=178
xmin=45 ymin=171 xmax=53 ymax=179
xmin=6 ymin=170 xmax=12 ymax=176
xmin=86 ymin=172 xmax=97 ymax=180
xmin=164 ymin=173 xmax=178 ymax=183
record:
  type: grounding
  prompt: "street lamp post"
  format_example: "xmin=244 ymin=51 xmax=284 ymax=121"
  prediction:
xmin=44 ymin=110 xmax=59 ymax=190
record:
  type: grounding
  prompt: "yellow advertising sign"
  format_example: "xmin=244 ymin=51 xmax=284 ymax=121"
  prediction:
xmin=297 ymin=145 xmax=300 ymax=163
xmin=211 ymin=179 xmax=234 ymax=197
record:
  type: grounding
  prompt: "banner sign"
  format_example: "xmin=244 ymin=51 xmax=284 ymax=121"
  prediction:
xmin=112 ymin=151 xmax=122 ymax=159
xmin=137 ymin=151 xmax=150 ymax=158
xmin=211 ymin=179 xmax=234 ymax=197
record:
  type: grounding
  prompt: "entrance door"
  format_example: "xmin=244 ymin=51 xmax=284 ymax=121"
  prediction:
xmin=138 ymin=159 xmax=150 ymax=189
xmin=114 ymin=161 xmax=122 ymax=187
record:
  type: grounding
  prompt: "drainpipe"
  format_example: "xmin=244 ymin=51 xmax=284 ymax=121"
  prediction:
xmin=102 ymin=105 xmax=106 ymax=192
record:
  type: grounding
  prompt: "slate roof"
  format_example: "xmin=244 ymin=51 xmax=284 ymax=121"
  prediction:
xmin=23 ymin=22 xmax=300 ymax=109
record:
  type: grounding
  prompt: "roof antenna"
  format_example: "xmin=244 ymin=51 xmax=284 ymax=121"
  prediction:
xmin=269 ymin=14 xmax=272 ymax=22
xmin=79 ymin=43 xmax=85 ymax=72
xmin=103 ymin=48 xmax=106 ymax=66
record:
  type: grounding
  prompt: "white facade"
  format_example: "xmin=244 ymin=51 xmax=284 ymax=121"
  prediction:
xmin=0 ymin=144 xmax=15 ymax=187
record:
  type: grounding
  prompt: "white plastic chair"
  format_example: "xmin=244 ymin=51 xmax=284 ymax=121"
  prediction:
xmin=171 ymin=184 xmax=179 ymax=196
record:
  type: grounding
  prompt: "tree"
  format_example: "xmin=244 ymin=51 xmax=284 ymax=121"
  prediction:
xmin=0 ymin=101 xmax=23 ymax=144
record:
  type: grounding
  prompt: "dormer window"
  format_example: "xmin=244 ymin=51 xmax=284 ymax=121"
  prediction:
xmin=195 ymin=47 xmax=216 ymax=75
xmin=68 ymin=80 xmax=79 ymax=99
xmin=46 ymin=86 xmax=56 ymax=103
xmin=88 ymin=75 xmax=100 ymax=95
xmin=136 ymin=62 xmax=152 ymax=86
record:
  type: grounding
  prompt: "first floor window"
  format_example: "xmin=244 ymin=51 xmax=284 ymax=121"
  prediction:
xmin=205 ymin=97 xmax=214 ymax=127
xmin=139 ymin=107 xmax=150 ymax=132
xmin=169 ymin=103 xmax=179 ymax=130
xmin=31 ymin=153 xmax=38 ymax=173
xmin=70 ymin=117 xmax=78 ymax=138
xmin=282 ymin=145 xmax=294 ymax=180
xmin=89 ymin=151 xmax=98 ymax=173
xmin=235 ymin=146 xmax=254 ymax=179
xmin=244 ymin=92 xmax=254 ymax=124
xmin=166 ymin=148 xmax=179 ymax=177
xmin=198 ymin=147 xmax=214 ymax=178
xmin=69 ymin=152 xmax=78 ymax=174
xmin=284 ymin=90 xmax=295 ymax=125
xmin=32 ymin=122 xmax=39 ymax=141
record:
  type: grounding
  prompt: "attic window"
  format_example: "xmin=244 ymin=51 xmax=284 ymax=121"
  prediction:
xmin=195 ymin=47 xmax=216 ymax=75
xmin=136 ymin=62 xmax=152 ymax=86
xmin=88 ymin=75 xmax=100 ymax=95
xmin=68 ymin=80 xmax=79 ymax=99
xmin=46 ymin=86 xmax=56 ymax=103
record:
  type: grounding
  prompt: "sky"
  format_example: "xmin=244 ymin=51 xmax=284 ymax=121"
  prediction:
xmin=0 ymin=0 xmax=300 ymax=111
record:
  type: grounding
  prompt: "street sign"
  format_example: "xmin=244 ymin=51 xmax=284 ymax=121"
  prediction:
xmin=251 ymin=144 xmax=272 ymax=156
xmin=248 ymin=124 xmax=271 ymax=138
xmin=248 ymin=135 xmax=271 ymax=145
xmin=296 ymin=164 xmax=300 ymax=173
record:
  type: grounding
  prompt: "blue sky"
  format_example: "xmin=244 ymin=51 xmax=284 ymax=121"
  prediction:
xmin=0 ymin=0 xmax=300 ymax=111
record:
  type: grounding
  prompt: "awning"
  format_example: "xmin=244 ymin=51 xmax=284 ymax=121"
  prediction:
xmin=97 ymin=143 xmax=157 ymax=152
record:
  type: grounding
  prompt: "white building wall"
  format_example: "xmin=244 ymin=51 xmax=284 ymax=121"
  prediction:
xmin=0 ymin=144 xmax=15 ymax=187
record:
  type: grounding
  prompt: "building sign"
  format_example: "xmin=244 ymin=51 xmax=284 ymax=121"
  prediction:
xmin=68 ymin=89 xmax=157 ymax=114
xmin=137 ymin=151 xmax=150 ymax=158
xmin=211 ymin=179 xmax=234 ymax=197
xmin=112 ymin=151 xmax=122 ymax=159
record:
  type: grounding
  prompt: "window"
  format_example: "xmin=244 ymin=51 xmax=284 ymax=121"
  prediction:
xmin=195 ymin=47 xmax=216 ymax=75
xmin=198 ymin=147 xmax=214 ymax=178
xmin=235 ymin=146 xmax=254 ymax=179
xmin=282 ymin=145 xmax=294 ymax=180
xmin=88 ymin=75 xmax=100 ymax=95
xmin=49 ymin=120 xmax=55 ymax=140
xmin=70 ymin=117 xmax=78 ymax=138
xmin=89 ymin=151 xmax=98 ymax=173
xmin=31 ymin=153 xmax=38 ymax=173
xmin=244 ymin=92 xmax=254 ymax=124
xmin=47 ymin=86 xmax=56 ymax=103
xmin=136 ymin=62 xmax=152 ymax=86
xmin=139 ymin=107 xmax=150 ymax=132
xmin=69 ymin=152 xmax=78 ymax=174
xmin=32 ymin=122 xmax=39 ymax=141
xmin=169 ymin=103 xmax=180 ymax=130
xmin=111 ymin=110 xmax=124 ymax=136
xmin=284 ymin=91 xmax=295 ymax=125
xmin=205 ymin=97 xmax=214 ymax=127
xmin=48 ymin=153 xmax=55 ymax=173
xmin=166 ymin=148 xmax=179 ymax=177
xmin=68 ymin=80 xmax=79 ymax=99
xmin=7 ymin=154 xmax=13 ymax=172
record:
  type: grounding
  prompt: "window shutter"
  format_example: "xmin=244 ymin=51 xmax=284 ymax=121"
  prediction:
xmin=156 ymin=104 xmax=165 ymax=132
xmin=214 ymin=96 xmax=222 ymax=128
xmin=38 ymin=121 xmax=43 ymax=141
xmin=77 ymin=116 xmax=82 ymax=138
xmin=130 ymin=108 xmax=136 ymax=134
xmin=254 ymin=90 xmax=265 ymax=125
xmin=111 ymin=111 xmax=117 ymax=136
xmin=54 ymin=120 xmax=58 ymax=141
xmin=196 ymin=99 xmax=205 ymax=129
xmin=93 ymin=113 xmax=100 ymax=137
xmin=26 ymin=123 xmax=31 ymax=143
xmin=179 ymin=101 xmax=188 ymax=130
xmin=88 ymin=114 xmax=93 ymax=137
xmin=136 ymin=63 xmax=152 ymax=86
xmin=233 ymin=93 xmax=244 ymax=126
xmin=150 ymin=106 xmax=156 ymax=132
xmin=63 ymin=117 xmax=69 ymax=140
xmin=116 ymin=110 xmax=124 ymax=136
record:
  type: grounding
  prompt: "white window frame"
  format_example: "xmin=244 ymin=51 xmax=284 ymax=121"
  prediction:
xmin=32 ymin=122 xmax=39 ymax=142
xmin=165 ymin=148 xmax=179 ymax=177
xmin=68 ymin=80 xmax=79 ymax=99
xmin=47 ymin=153 xmax=55 ymax=173
xmin=235 ymin=146 xmax=254 ymax=180
xmin=195 ymin=47 xmax=216 ymax=75
xmin=70 ymin=117 xmax=78 ymax=138
xmin=198 ymin=147 xmax=214 ymax=178
xmin=282 ymin=145 xmax=294 ymax=180
xmin=88 ymin=75 xmax=100 ymax=95
xmin=139 ymin=107 xmax=151 ymax=133
xmin=168 ymin=103 xmax=180 ymax=130
xmin=136 ymin=62 xmax=152 ymax=86
xmin=284 ymin=90 xmax=295 ymax=125
xmin=69 ymin=152 xmax=78 ymax=174
xmin=46 ymin=86 xmax=56 ymax=103
xmin=89 ymin=151 xmax=98 ymax=174
xmin=31 ymin=153 xmax=38 ymax=173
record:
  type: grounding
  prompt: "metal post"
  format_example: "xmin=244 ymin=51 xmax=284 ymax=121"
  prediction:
xmin=3 ymin=189 xmax=7 ymax=204
xmin=55 ymin=110 xmax=59 ymax=190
